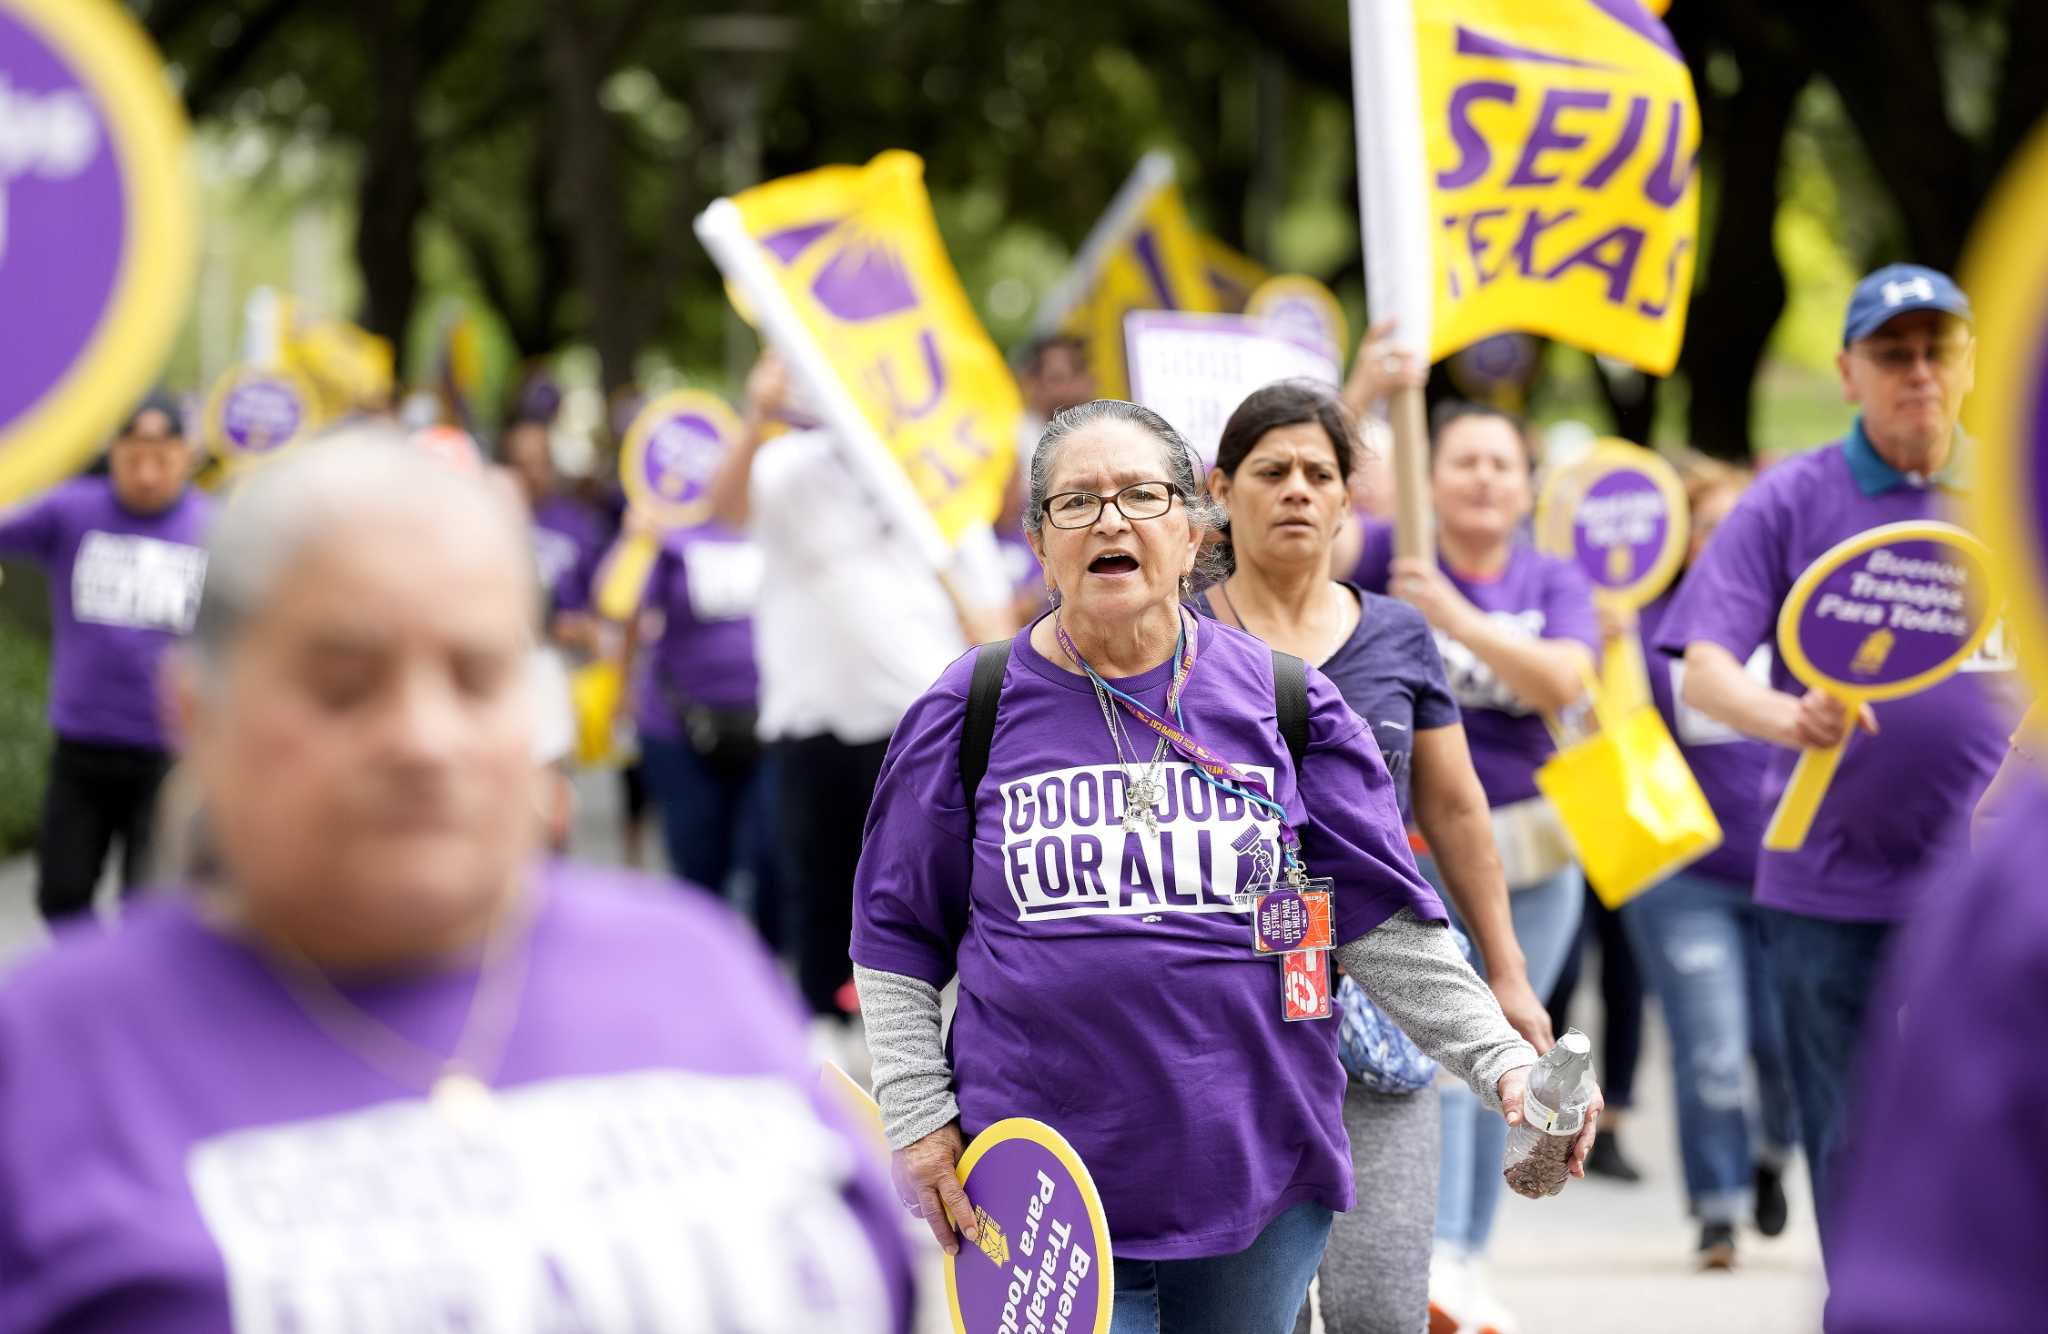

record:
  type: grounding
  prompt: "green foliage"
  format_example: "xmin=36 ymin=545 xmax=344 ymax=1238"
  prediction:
xmin=0 ymin=618 xmax=51 ymax=858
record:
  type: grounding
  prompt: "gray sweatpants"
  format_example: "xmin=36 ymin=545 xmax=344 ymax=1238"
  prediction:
xmin=1294 ymin=1081 xmax=1440 ymax=1334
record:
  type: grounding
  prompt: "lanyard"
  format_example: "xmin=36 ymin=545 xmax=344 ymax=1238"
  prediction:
xmin=1055 ymin=610 xmax=1306 ymax=879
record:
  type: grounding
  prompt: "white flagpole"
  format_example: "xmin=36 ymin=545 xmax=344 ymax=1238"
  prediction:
xmin=694 ymin=199 xmax=953 ymax=571
xmin=1030 ymin=150 xmax=1178 ymax=339
xmin=1349 ymin=0 xmax=1436 ymax=562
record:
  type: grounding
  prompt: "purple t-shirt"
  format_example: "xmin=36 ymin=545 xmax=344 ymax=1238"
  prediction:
xmin=851 ymin=613 xmax=1448 ymax=1260
xmin=0 ymin=478 xmax=213 ymax=749
xmin=1823 ymin=773 xmax=2048 ymax=1333
xmin=1355 ymin=519 xmax=1600 ymax=806
xmin=530 ymin=494 xmax=613 ymax=616
xmin=1195 ymin=585 xmax=1458 ymax=822
xmin=1653 ymin=438 xmax=2013 ymax=922
xmin=0 ymin=864 xmax=912 ymax=1332
xmin=632 ymin=526 xmax=764 ymax=743
xmin=1639 ymin=590 xmax=1770 ymax=886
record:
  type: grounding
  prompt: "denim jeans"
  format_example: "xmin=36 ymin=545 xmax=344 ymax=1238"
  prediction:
xmin=640 ymin=736 xmax=784 ymax=951
xmin=1759 ymin=907 xmax=1895 ymax=1247
xmin=1429 ymin=860 xmax=1584 ymax=1255
xmin=1622 ymin=871 xmax=1798 ymax=1224
xmin=1111 ymin=1202 xmax=1333 ymax=1334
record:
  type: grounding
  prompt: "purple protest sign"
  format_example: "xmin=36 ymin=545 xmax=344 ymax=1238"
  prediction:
xmin=619 ymin=389 xmax=742 ymax=531
xmin=1779 ymin=526 xmax=1997 ymax=698
xmin=946 ymin=1119 xmax=1111 ymax=1334
xmin=0 ymin=0 xmax=195 ymax=506
xmin=211 ymin=370 xmax=310 ymax=458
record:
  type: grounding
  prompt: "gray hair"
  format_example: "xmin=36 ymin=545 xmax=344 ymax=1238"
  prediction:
xmin=190 ymin=426 xmax=539 ymax=679
xmin=1022 ymin=399 xmax=1227 ymax=590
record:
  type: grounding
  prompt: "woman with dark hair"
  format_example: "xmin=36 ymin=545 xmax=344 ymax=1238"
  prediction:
xmin=1352 ymin=399 xmax=1599 ymax=1329
xmin=1203 ymin=381 xmax=1552 ymax=1334
xmin=854 ymin=400 xmax=1592 ymax=1334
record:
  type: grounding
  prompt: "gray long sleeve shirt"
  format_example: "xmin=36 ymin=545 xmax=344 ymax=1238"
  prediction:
xmin=854 ymin=908 xmax=1536 ymax=1150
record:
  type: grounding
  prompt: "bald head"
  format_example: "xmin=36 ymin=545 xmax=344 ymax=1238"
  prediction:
xmin=193 ymin=428 xmax=538 ymax=675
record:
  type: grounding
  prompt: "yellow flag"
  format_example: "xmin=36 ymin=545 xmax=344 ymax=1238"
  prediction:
xmin=1413 ymin=0 xmax=1699 ymax=373
xmin=1196 ymin=234 xmax=1271 ymax=314
xmin=727 ymin=151 xmax=1018 ymax=546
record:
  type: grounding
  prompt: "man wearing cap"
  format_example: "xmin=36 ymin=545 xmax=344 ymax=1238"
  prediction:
xmin=0 ymin=395 xmax=213 ymax=922
xmin=1654 ymin=265 xmax=2015 ymax=1245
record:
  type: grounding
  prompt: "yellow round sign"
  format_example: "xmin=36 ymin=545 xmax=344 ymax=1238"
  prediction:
xmin=1535 ymin=439 xmax=1689 ymax=610
xmin=0 ymin=0 xmax=197 ymax=507
xmin=1246 ymin=275 xmax=1349 ymax=367
xmin=618 ymin=389 xmax=743 ymax=531
xmin=1961 ymin=115 xmax=2048 ymax=710
xmin=944 ymin=1118 xmax=1112 ymax=1334
xmin=1763 ymin=519 xmax=2001 ymax=851
xmin=203 ymin=364 xmax=320 ymax=464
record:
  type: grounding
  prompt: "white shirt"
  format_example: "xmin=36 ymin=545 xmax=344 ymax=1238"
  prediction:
xmin=748 ymin=430 xmax=966 ymax=745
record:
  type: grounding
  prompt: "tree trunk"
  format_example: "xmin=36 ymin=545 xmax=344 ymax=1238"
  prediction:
xmin=544 ymin=0 xmax=638 ymax=396
xmin=355 ymin=0 xmax=425 ymax=374
xmin=1677 ymin=19 xmax=1805 ymax=463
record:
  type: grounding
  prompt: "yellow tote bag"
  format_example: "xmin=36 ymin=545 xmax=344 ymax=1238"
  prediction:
xmin=1535 ymin=676 xmax=1722 ymax=910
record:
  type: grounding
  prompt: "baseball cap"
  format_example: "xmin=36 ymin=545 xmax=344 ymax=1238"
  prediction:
xmin=114 ymin=389 xmax=184 ymax=439
xmin=1842 ymin=264 xmax=1973 ymax=345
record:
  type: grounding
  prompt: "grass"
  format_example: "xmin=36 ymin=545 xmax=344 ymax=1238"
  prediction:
xmin=0 ymin=615 xmax=50 ymax=858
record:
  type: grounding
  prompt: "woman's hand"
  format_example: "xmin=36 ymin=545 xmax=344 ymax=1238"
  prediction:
xmin=893 ymin=1121 xmax=980 ymax=1255
xmin=1498 ymin=1064 xmax=1605 ymax=1189
xmin=1389 ymin=557 xmax=1477 ymax=637
xmin=1489 ymin=971 xmax=1554 ymax=1051
xmin=743 ymin=349 xmax=791 ymax=424
xmin=1341 ymin=317 xmax=1428 ymax=418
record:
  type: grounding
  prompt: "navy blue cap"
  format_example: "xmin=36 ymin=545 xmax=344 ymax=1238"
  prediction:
xmin=1843 ymin=264 xmax=1973 ymax=345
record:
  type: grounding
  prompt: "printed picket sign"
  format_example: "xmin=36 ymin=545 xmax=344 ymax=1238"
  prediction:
xmin=0 ymin=0 xmax=197 ymax=506
xmin=1123 ymin=311 xmax=1340 ymax=471
xmin=1536 ymin=439 xmax=1689 ymax=707
xmin=203 ymin=364 xmax=318 ymax=463
xmin=1960 ymin=115 xmax=2048 ymax=712
xmin=1245 ymin=275 xmax=1350 ymax=368
xmin=1765 ymin=521 xmax=2000 ymax=851
xmin=818 ymin=1060 xmax=889 ymax=1163
xmin=594 ymin=390 xmax=743 ymax=621
xmin=946 ymin=1118 xmax=1111 ymax=1334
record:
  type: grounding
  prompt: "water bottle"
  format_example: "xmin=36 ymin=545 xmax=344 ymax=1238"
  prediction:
xmin=1502 ymin=1029 xmax=1595 ymax=1198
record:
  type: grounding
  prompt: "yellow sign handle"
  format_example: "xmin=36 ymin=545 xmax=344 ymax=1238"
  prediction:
xmin=1600 ymin=631 xmax=1651 ymax=715
xmin=594 ymin=531 xmax=661 ymax=623
xmin=1762 ymin=726 xmax=1854 ymax=851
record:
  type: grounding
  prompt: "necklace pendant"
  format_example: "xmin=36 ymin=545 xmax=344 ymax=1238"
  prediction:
xmin=431 ymin=1069 xmax=497 ymax=1133
xmin=1121 ymin=777 xmax=1161 ymax=833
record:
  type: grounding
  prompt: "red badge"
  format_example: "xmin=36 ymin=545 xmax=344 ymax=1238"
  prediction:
xmin=1281 ymin=949 xmax=1331 ymax=1021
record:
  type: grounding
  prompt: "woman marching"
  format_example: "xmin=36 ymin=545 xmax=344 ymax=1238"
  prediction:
xmin=1201 ymin=381 xmax=1554 ymax=1334
xmin=853 ymin=400 xmax=1599 ymax=1334
xmin=0 ymin=435 xmax=912 ymax=1331
xmin=1352 ymin=401 xmax=1601 ymax=1332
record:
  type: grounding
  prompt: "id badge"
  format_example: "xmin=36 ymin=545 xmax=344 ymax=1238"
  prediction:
xmin=1281 ymin=948 xmax=1332 ymax=1021
xmin=1252 ymin=880 xmax=1333 ymax=954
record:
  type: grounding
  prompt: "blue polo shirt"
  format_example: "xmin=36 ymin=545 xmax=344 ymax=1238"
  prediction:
xmin=1653 ymin=419 xmax=2015 ymax=923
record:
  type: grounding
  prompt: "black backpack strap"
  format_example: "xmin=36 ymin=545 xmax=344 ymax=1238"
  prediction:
xmin=1272 ymin=648 xmax=1310 ymax=775
xmin=959 ymin=638 xmax=1014 ymax=823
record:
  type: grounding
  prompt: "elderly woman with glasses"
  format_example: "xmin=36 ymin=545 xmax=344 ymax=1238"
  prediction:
xmin=852 ymin=401 xmax=1594 ymax=1334
xmin=0 ymin=436 xmax=912 ymax=1332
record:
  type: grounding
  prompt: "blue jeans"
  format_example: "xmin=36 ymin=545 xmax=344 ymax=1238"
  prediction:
xmin=1758 ymin=907 xmax=1894 ymax=1247
xmin=1621 ymin=871 xmax=1798 ymax=1224
xmin=1111 ymin=1202 xmax=1333 ymax=1334
xmin=640 ymin=735 xmax=783 ymax=951
xmin=1430 ymin=861 xmax=1583 ymax=1256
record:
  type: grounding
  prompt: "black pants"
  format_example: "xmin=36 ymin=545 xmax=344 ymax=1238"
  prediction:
xmin=775 ymin=733 xmax=891 ymax=1017
xmin=36 ymin=737 xmax=172 ymax=922
xmin=1548 ymin=885 xmax=1645 ymax=1108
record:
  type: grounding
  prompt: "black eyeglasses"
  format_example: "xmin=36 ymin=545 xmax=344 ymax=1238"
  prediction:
xmin=1041 ymin=480 xmax=1178 ymax=529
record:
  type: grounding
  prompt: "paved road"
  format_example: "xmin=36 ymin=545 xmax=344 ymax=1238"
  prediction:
xmin=0 ymin=769 xmax=1826 ymax=1332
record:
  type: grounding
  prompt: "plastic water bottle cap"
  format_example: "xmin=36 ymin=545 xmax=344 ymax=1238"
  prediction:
xmin=1557 ymin=1031 xmax=1591 ymax=1055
